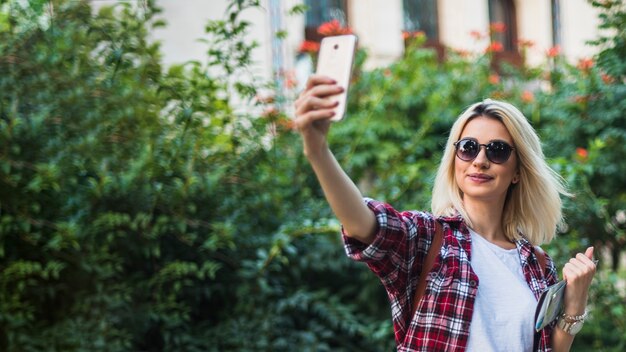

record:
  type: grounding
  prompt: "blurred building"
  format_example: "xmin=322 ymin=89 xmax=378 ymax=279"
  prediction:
xmin=93 ymin=0 xmax=603 ymax=92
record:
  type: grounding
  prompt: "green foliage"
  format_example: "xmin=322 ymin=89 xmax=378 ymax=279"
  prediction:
xmin=538 ymin=0 xmax=626 ymax=276
xmin=0 ymin=0 xmax=624 ymax=351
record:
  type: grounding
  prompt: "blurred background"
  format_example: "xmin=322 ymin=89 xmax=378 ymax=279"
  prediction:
xmin=1 ymin=0 xmax=624 ymax=351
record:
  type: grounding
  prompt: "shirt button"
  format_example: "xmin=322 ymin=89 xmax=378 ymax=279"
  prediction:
xmin=469 ymin=280 xmax=477 ymax=287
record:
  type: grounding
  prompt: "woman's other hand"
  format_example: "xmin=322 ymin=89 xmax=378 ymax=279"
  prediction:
xmin=562 ymin=247 xmax=597 ymax=315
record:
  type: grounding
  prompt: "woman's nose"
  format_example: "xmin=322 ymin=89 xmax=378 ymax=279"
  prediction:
xmin=472 ymin=147 xmax=490 ymax=168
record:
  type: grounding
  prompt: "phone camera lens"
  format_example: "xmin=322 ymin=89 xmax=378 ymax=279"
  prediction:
xmin=334 ymin=44 xmax=339 ymax=49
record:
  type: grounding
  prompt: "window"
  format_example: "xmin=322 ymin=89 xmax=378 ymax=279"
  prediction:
xmin=488 ymin=0 xmax=517 ymax=51
xmin=403 ymin=0 xmax=439 ymax=41
xmin=488 ymin=0 xmax=521 ymax=67
xmin=304 ymin=0 xmax=348 ymax=42
xmin=402 ymin=0 xmax=442 ymax=59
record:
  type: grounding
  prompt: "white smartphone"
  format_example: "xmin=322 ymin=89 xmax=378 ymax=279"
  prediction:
xmin=315 ymin=34 xmax=357 ymax=121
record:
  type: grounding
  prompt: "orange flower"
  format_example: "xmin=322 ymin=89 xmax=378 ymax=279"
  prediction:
xmin=412 ymin=31 xmax=426 ymax=39
xmin=262 ymin=106 xmax=279 ymax=119
xmin=470 ymin=30 xmax=485 ymax=40
xmin=485 ymin=41 xmax=504 ymax=53
xmin=576 ymin=147 xmax=588 ymax=159
xmin=577 ymin=58 xmax=594 ymax=72
xmin=403 ymin=30 xmax=426 ymax=40
xmin=490 ymin=22 xmax=507 ymax=33
xmin=284 ymin=70 xmax=297 ymax=89
xmin=517 ymin=39 xmax=535 ymax=49
xmin=547 ymin=45 xmax=560 ymax=58
xmin=521 ymin=90 xmax=534 ymax=103
xmin=488 ymin=73 xmax=500 ymax=84
xmin=278 ymin=118 xmax=296 ymax=131
xmin=383 ymin=68 xmax=392 ymax=77
xmin=492 ymin=91 xmax=506 ymax=99
xmin=601 ymin=73 xmax=614 ymax=84
xmin=317 ymin=19 xmax=352 ymax=36
xmin=454 ymin=49 xmax=471 ymax=58
xmin=298 ymin=40 xmax=320 ymax=54
xmin=572 ymin=95 xmax=589 ymax=104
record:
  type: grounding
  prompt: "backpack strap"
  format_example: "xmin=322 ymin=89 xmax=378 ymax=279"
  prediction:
xmin=411 ymin=221 xmax=443 ymax=317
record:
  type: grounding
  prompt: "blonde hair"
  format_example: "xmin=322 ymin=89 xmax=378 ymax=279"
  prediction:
xmin=431 ymin=99 xmax=569 ymax=245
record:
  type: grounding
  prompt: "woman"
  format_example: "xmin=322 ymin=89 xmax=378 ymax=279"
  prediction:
xmin=294 ymin=75 xmax=597 ymax=352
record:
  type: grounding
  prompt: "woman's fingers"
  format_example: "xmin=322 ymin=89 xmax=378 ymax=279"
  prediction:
xmin=563 ymin=251 xmax=596 ymax=279
xmin=295 ymin=96 xmax=338 ymax=115
xmin=305 ymin=74 xmax=336 ymax=90
xmin=296 ymin=84 xmax=344 ymax=106
xmin=295 ymin=107 xmax=335 ymax=129
xmin=584 ymin=246 xmax=594 ymax=261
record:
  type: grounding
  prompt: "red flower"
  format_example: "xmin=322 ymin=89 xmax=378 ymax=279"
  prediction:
xmin=576 ymin=147 xmax=588 ymax=159
xmin=490 ymin=22 xmax=507 ymax=33
xmin=298 ymin=40 xmax=320 ymax=54
xmin=383 ymin=68 xmax=392 ymax=77
xmin=488 ymin=73 xmax=500 ymax=84
xmin=317 ymin=19 xmax=352 ymax=36
xmin=577 ymin=58 xmax=594 ymax=72
xmin=547 ymin=45 xmax=560 ymax=58
xmin=521 ymin=90 xmax=534 ymax=103
xmin=485 ymin=41 xmax=504 ymax=53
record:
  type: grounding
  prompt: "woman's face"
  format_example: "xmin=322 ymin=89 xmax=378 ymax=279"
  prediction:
xmin=454 ymin=116 xmax=519 ymax=205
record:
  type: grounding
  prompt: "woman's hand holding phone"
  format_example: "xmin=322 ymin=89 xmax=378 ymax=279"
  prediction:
xmin=294 ymin=75 xmax=344 ymax=159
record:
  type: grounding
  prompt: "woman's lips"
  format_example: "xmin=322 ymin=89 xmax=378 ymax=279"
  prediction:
xmin=468 ymin=173 xmax=494 ymax=183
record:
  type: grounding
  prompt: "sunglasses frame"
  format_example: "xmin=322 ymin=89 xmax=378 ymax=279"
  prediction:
xmin=454 ymin=137 xmax=515 ymax=164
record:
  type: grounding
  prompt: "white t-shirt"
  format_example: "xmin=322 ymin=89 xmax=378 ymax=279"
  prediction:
xmin=466 ymin=228 xmax=537 ymax=352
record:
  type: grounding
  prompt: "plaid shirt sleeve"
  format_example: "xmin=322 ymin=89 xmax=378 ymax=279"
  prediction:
xmin=342 ymin=198 xmax=438 ymax=344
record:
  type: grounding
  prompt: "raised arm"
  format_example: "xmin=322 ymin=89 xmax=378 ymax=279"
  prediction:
xmin=294 ymin=75 xmax=377 ymax=244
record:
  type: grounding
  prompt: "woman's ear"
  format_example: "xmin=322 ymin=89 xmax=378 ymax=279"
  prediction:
xmin=512 ymin=171 xmax=520 ymax=184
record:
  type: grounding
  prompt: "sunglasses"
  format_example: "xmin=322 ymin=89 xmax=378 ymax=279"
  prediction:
xmin=454 ymin=138 xmax=515 ymax=164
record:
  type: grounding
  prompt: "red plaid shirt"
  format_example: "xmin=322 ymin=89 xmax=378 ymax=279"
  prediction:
xmin=343 ymin=199 xmax=558 ymax=351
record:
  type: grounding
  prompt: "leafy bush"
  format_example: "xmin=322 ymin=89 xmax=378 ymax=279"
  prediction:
xmin=0 ymin=0 xmax=624 ymax=351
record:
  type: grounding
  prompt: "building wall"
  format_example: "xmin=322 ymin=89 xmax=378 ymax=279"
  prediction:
xmin=92 ymin=0 xmax=604 ymax=85
xmin=349 ymin=0 xmax=404 ymax=70
xmin=560 ymin=0 xmax=603 ymax=60
xmin=516 ymin=0 xmax=553 ymax=66
xmin=439 ymin=0 xmax=491 ymax=54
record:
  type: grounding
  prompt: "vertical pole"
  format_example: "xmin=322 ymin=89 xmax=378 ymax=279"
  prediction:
xmin=268 ymin=0 xmax=286 ymax=110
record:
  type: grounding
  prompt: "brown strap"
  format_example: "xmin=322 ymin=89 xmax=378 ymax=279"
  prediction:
xmin=411 ymin=221 xmax=443 ymax=316
xmin=534 ymin=245 xmax=547 ymax=277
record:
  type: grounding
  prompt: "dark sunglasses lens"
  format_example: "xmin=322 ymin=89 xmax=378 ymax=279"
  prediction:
xmin=486 ymin=142 xmax=512 ymax=163
xmin=456 ymin=139 xmax=479 ymax=161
